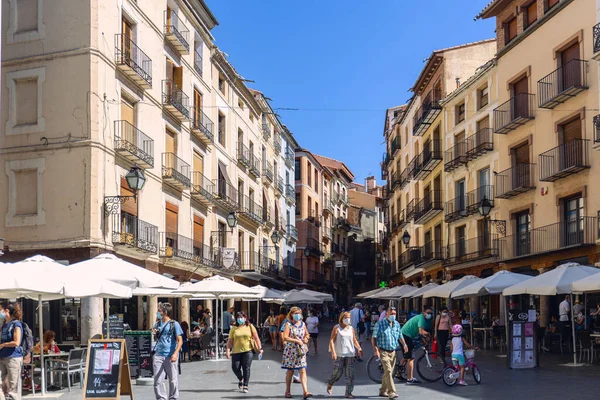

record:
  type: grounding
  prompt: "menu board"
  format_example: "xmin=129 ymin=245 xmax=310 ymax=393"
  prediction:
xmin=124 ymin=331 xmax=153 ymax=379
xmin=508 ymin=321 xmax=537 ymax=369
xmin=103 ymin=314 xmax=125 ymax=339
xmin=83 ymin=339 xmax=133 ymax=399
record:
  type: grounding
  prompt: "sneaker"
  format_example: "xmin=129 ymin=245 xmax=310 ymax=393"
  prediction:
xmin=238 ymin=381 xmax=243 ymax=389
xmin=293 ymin=376 xmax=301 ymax=383
xmin=411 ymin=378 xmax=422 ymax=384
xmin=458 ymin=380 xmax=468 ymax=386
xmin=388 ymin=393 xmax=399 ymax=399
xmin=243 ymin=387 xmax=249 ymax=393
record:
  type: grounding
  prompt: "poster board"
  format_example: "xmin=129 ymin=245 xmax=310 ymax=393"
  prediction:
xmin=508 ymin=320 xmax=538 ymax=369
xmin=103 ymin=314 xmax=125 ymax=339
xmin=83 ymin=339 xmax=133 ymax=399
xmin=124 ymin=331 xmax=153 ymax=379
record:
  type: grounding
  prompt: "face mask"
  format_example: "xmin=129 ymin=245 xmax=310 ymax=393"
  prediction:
xmin=156 ymin=311 xmax=162 ymax=319
xmin=293 ymin=314 xmax=302 ymax=321
xmin=425 ymin=313 xmax=432 ymax=320
xmin=237 ymin=318 xmax=245 ymax=325
xmin=442 ymin=312 xmax=448 ymax=316
xmin=578 ymin=313 xmax=583 ymax=318
xmin=388 ymin=315 xmax=396 ymax=322
xmin=343 ymin=318 xmax=351 ymax=325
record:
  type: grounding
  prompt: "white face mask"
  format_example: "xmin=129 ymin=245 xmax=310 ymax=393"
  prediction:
xmin=343 ymin=318 xmax=351 ymax=325
xmin=442 ymin=312 xmax=448 ymax=316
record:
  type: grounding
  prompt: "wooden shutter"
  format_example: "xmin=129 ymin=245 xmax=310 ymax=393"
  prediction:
xmin=513 ymin=143 xmax=530 ymax=164
xmin=194 ymin=89 xmax=202 ymax=123
xmin=477 ymin=116 xmax=489 ymax=131
xmin=562 ymin=118 xmax=581 ymax=143
xmin=122 ymin=18 xmax=132 ymax=59
xmin=174 ymin=66 xmax=183 ymax=89
xmin=165 ymin=202 xmax=178 ymax=234
xmin=165 ymin=130 xmax=176 ymax=154
xmin=166 ymin=59 xmax=174 ymax=82
xmin=526 ymin=2 xmax=537 ymax=25
xmin=121 ymin=98 xmax=135 ymax=126
xmin=507 ymin=18 xmax=517 ymax=42
xmin=120 ymin=178 xmax=137 ymax=216
xmin=193 ymin=152 xmax=203 ymax=174
xmin=561 ymin=42 xmax=580 ymax=66
xmin=193 ymin=215 xmax=204 ymax=244
xmin=547 ymin=0 xmax=559 ymax=10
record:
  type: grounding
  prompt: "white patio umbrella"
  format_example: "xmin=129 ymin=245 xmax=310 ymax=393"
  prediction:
xmin=356 ymin=287 xmax=386 ymax=298
xmin=502 ymin=262 xmax=600 ymax=366
xmin=452 ymin=271 xmax=533 ymax=299
xmin=5 ymin=255 xmax=132 ymax=395
xmin=571 ymin=271 xmax=600 ymax=293
xmin=300 ymin=289 xmax=334 ymax=302
xmin=408 ymin=283 xmax=439 ymax=298
xmin=175 ymin=275 xmax=256 ymax=360
xmin=423 ymin=275 xmax=482 ymax=299
xmin=370 ymin=285 xmax=417 ymax=300
xmin=281 ymin=289 xmax=323 ymax=304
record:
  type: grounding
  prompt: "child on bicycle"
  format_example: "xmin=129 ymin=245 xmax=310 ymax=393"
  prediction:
xmin=450 ymin=324 xmax=474 ymax=386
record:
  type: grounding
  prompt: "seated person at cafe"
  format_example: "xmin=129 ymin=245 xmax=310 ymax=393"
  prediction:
xmin=33 ymin=330 xmax=60 ymax=354
xmin=575 ymin=311 xmax=587 ymax=331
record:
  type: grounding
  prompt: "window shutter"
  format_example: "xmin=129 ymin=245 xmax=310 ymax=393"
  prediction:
xmin=562 ymin=118 xmax=581 ymax=143
xmin=193 ymin=215 xmax=204 ymax=244
xmin=527 ymin=2 xmax=537 ymax=25
xmin=165 ymin=202 xmax=179 ymax=233
xmin=477 ymin=117 xmax=490 ymax=131
xmin=120 ymin=178 xmax=137 ymax=216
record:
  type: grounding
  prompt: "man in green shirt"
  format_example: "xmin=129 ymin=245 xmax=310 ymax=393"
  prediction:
xmin=401 ymin=305 xmax=433 ymax=384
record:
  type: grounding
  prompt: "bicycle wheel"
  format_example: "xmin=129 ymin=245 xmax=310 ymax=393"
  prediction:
xmin=393 ymin=360 xmax=407 ymax=381
xmin=472 ymin=365 xmax=482 ymax=384
xmin=416 ymin=351 xmax=447 ymax=382
xmin=442 ymin=367 xmax=458 ymax=386
xmin=366 ymin=356 xmax=384 ymax=384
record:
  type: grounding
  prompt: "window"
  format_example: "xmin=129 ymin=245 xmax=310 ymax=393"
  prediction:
xmin=524 ymin=1 xmax=537 ymax=28
xmin=307 ymin=196 xmax=312 ymax=217
xmin=455 ymin=225 xmax=466 ymax=257
xmin=505 ymin=17 xmax=518 ymax=44
xmin=166 ymin=58 xmax=183 ymax=88
xmin=218 ymin=73 xmax=226 ymax=94
xmin=193 ymin=88 xmax=202 ymax=126
xmin=194 ymin=39 xmax=203 ymax=76
xmin=295 ymin=194 xmax=301 ymax=215
xmin=5 ymin=67 xmax=46 ymax=135
xmin=5 ymin=158 xmax=45 ymax=227
xmin=546 ymin=0 xmax=559 ymax=13
xmin=314 ymin=170 xmax=318 ymax=192
xmin=295 ymin=160 xmax=301 ymax=180
xmin=249 ymin=113 xmax=255 ymax=122
xmin=7 ymin=0 xmax=46 ymax=43
xmin=218 ymin=112 xmax=225 ymax=146
xmin=307 ymin=163 xmax=312 ymax=187
xmin=456 ymin=103 xmax=465 ymax=124
xmin=218 ymin=222 xmax=227 ymax=247
xmin=515 ymin=211 xmax=531 ymax=256
xmin=478 ymin=86 xmax=489 ymax=109
xmin=238 ymin=98 xmax=244 ymax=110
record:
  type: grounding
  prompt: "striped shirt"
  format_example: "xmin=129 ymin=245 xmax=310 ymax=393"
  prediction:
xmin=373 ymin=318 xmax=403 ymax=351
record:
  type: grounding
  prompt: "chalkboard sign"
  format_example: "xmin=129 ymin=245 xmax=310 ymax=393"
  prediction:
xmin=103 ymin=314 xmax=125 ymax=339
xmin=508 ymin=321 xmax=538 ymax=369
xmin=83 ymin=339 xmax=133 ymax=399
xmin=124 ymin=331 xmax=153 ymax=379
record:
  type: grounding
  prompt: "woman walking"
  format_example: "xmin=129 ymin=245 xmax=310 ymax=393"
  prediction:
xmin=326 ymin=312 xmax=362 ymax=398
xmin=226 ymin=312 xmax=263 ymax=393
xmin=265 ymin=310 xmax=279 ymax=351
xmin=277 ymin=306 xmax=287 ymax=351
xmin=0 ymin=301 xmax=24 ymax=400
xmin=282 ymin=307 xmax=311 ymax=399
xmin=434 ymin=306 xmax=452 ymax=358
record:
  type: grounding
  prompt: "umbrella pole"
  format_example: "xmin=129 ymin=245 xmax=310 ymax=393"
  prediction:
xmin=105 ymin=298 xmax=110 ymax=339
xmin=215 ymin=297 xmax=220 ymax=361
xmin=503 ymin=295 xmax=509 ymax=356
xmin=571 ymin=293 xmax=577 ymax=365
xmin=38 ymin=295 xmax=46 ymax=395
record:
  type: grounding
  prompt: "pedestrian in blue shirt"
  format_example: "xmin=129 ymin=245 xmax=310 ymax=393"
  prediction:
xmin=152 ymin=303 xmax=183 ymax=400
xmin=371 ymin=307 xmax=408 ymax=399
xmin=0 ymin=302 xmax=24 ymax=400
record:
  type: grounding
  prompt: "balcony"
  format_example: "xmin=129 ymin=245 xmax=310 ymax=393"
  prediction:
xmin=493 ymin=93 xmax=535 ymax=134
xmin=538 ymin=60 xmax=588 ymax=109
xmin=114 ymin=120 xmax=154 ymax=168
xmin=285 ymin=184 xmax=295 ymax=205
xmin=406 ymin=198 xmax=417 ymax=221
xmin=112 ymin=214 xmax=158 ymax=253
xmin=400 ymin=247 xmax=422 ymax=270
xmin=398 ymin=210 xmax=408 ymax=229
xmin=249 ymin=154 xmax=261 ymax=178
xmin=322 ymin=224 xmax=331 ymax=241
xmin=594 ymin=23 xmax=600 ymax=54
xmin=239 ymin=196 xmax=263 ymax=226
xmin=495 ymin=164 xmax=536 ymax=199
xmin=237 ymin=143 xmax=251 ymax=168
xmin=414 ymin=190 xmax=443 ymax=224
xmin=273 ymin=134 xmax=282 ymax=154
xmin=306 ymin=238 xmax=322 ymax=257
xmin=539 ymin=139 xmax=590 ymax=182
xmin=307 ymin=270 xmax=325 ymax=285
xmin=192 ymin=241 xmax=213 ymax=267
xmin=416 ymin=240 xmax=445 ymax=267
xmin=162 ymin=152 xmax=191 ymax=189
xmin=466 ymin=128 xmax=494 ymax=160
xmin=194 ymin=49 xmax=202 ymax=76
xmin=210 ymin=248 xmax=240 ymax=271
xmin=212 ymin=179 xmax=239 ymax=212
xmin=467 ymin=185 xmax=494 ymax=215
xmin=163 ymin=9 xmax=190 ymax=54
xmin=445 ymin=194 xmax=468 ymax=223
xmin=285 ymin=264 xmax=301 ymax=281
xmin=262 ymin=123 xmax=271 ymax=141
xmin=285 ymin=147 xmax=294 ymax=167
xmin=191 ymin=171 xmax=214 ymax=206
xmin=411 ymin=140 xmax=442 ymax=180
xmin=262 ymin=207 xmax=274 ymax=228
xmin=239 ymin=251 xmax=262 ymax=272
xmin=159 ymin=232 xmax=194 ymax=261
xmin=413 ymin=91 xmax=442 ymax=136
xmin=162 ymin=80 xmax=190 ymax=120
xmin=400 ymin=168 xmax=410 ymax=189
xmin=115 ymin=34 xmax=152 ymax=89
xmin=499 ymin=217 xmax=597 ymax=261
xmin=323 ymin=198 xmax=333 ymax=215
xmin=191 ymin=108 xmax=214 ymax=145
xmin=391 ymin=136 xmax=400 ymax=156
xmin=444 ymin=235 xmax=499 ymax=267
xmin=274 ymin=176 xmax=284 ymax=197
xmin=595 ymin=114 xmax=600 ymax=144
xmin=287 ymin=225 xmax=298 ymax=242
xmin=262 ymin=161 xmax=274 ymax=184
xmin=444 ymin=141 xmax=467 ymax=172
xmin=390 ymin=171 xmax=400 ymax=191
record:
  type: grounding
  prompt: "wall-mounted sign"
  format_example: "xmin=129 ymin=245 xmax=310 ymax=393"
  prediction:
xmin=222 ymin=248 xmax=236 ymax=268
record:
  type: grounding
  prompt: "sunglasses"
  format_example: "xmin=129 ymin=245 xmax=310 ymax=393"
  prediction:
xmin=389 ymin=307 xmax=396 ymax=311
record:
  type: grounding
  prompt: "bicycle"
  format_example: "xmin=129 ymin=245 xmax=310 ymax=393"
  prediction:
xmin=442 ymin=349 xmax=482 ymax=386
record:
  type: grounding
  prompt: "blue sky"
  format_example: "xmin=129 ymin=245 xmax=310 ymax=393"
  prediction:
xmin=205 ymin=1 xmax=496 ymax=184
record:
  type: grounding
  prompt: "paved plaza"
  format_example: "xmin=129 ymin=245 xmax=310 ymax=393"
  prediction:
xmin=33 ymin=324 xmax=599 ymax=400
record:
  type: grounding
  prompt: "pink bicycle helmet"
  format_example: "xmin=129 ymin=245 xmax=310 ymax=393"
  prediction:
xmin=452 ymin=324 xmax=463 ymax=336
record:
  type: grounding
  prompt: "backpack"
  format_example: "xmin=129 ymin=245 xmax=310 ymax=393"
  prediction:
xmin=20 ymin=322 xmax=34 ymax=355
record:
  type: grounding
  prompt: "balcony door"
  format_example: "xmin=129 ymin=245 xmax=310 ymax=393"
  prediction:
xmin=434 ymin=224 xmax=442 ymax=258
xmin=218 ymin=167 xmax=226 ymax=198
xmin=512 ymin=76 xmax=529 ymax=120
xmin=194 ymin=89 xmax=203 ymax=126
xmin=515 ymin=211 xmax=531 ymax=257
xmin=559 ymin=117 xmax=582 ymax=171
xmin=564 ymin=196 xmax=583 ymax=247
xmin=455 ymin=225 xmax=466 ymax=260
xmin=262 ymin=238 xmax=269 ymax=271
xmin=456 ymin=179 xmax=466 ymax=216
xmin=193 ymin=152 xmax=203 ymax=183
xmin=121 ymin=97 xmax=136 ymax=144
xmin=560 ymin=42 xmax=581 ymax=92
xmin=165 ymin=130 xmax=177 ymax=172
xmin=511 ymin=143 xmax=530 ymax=189
xmin=423 ymin=139 xmax=432 ymax=164
xmin=122 ymin=18 xmax=133 ymax=61
xmin=193 ymin=216 xmax=204 ymax=260
xmin=479 ymin=168 xmax=491 ymax=200
xmin=165 ymin=202 xmax=179 ymax=254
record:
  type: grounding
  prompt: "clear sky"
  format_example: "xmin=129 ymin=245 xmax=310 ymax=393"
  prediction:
xmin=205 ymin=0 xmax=496 ymax=184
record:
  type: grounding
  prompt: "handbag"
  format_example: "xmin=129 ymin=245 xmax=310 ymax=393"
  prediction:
xmin=249 ymin=324 xmax=261 ymax=354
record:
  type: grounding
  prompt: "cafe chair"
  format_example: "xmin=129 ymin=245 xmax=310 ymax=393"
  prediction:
xmin=198 ymin=334 xmax=213 ymax=360
xmin=50 ymin=348 xmax=86 ymax=391
xmin=578 ymin=332 xmax=596 ymax=364
xmin=22 ymin=355 xmax=42 ymax=395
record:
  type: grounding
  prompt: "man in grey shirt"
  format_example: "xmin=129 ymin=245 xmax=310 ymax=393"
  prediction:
xmin=222 ymin=306 xmax=234 ymax=334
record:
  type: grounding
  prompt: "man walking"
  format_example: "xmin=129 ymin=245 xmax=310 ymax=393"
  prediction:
xmin=223 ymin=306 xmax=234 ymax=334
xmin=559 ymin=295 xmax=570 ymax=322
xmin=350 ymin=303 xmax=364 ymax=361
xmin=152 ymin=303 xmax=183 ymax=400
xmin=400 ymin=305 xmax=433 ymax=385
xmin=372 ymin=307 xmax=408 ymax=399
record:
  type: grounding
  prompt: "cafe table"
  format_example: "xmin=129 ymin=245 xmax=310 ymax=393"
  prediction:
xmin=33 ymin=352 xmax=70 ymax=391
xmin=473 ymin=327 xmax=493 ymax=350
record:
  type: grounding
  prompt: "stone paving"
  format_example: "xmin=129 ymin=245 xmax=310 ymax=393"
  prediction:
xmin=33 ymin=324 xmax=600 ymax=399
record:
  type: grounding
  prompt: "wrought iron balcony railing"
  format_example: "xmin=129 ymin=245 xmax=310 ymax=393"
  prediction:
xmin=406 ymin=198 xmax=417 ymax=221
xmin=162 ymin=152 xmax=191 ymax=189
xmin=191 ymin=108 xmax=214 ymax=144
xmin=400 ymin=168 xmax=410 ymax=189
xmin=411 ymin=140 xmax=442 ymax=180
xmin=237 ymin=143 xmax=251 ymax=167
xmin=160 ymin=232 xmax=194 ymax=261
xmin=274 ymin=175 xmax=284 ymax=196
xmin=115 ymin=34 xmax=152 ymax=88
xmin=594 ymin=22 xmax=600 ymax=54
xmin=262 ymin=122 xmax=271 ymax=141
xmin=495 ymin=164 xmax=536 ymax=199
xmin=466 ymin=128 xmax=494 ymax=160
xmin=307 ymin=270 xmax=325 ymax=285
xmin=262 ymin=160 xmax=274 ymax=182
xmin=416 ymin=240 xmax=445 ymax=266
xmin=285 ymin=264 xmax=301 ymax=281
xmin=287 ymin=225 xmax=298 ymax=241
xmin=191 ymin=171 xmax=214 ymax=205
xmin=391 ymin=136 xmax=400 ymax=155
xmin=413 ymin=90 xmax=442 ymax=136
xmin=467 ymin=185 xmax=494 ymax=215
xmin=400 ymin=247 xmax=422 ymax=269
xmin=239 ymin=251 xmax=262 ymax=272
xmin=286 ymin=184 xmax=295 ymax=201
xmin=162 ymin=79 xmax=190 ymax=120
xmin=240 ymin=195 xmax=263 ymax=225
xmin=112 ymin=213 xmax=158 ymax=253
xmin=444 ymin=235 xmax=499 ymax=266
xmin=445 ymin=193 xmax=468 ymax=223
xmin=212 ymin=179 xmax=239 ymax=211
xmin=538 ymin=59 xmax=588 ymax=109
xmin=444 ymin=141 xmax=467 ymax=172
xmin=114 ymin=120 xmax=154 ymax=168
xmin=194 ymin=49 xmax=202 ymax=76
xmin=414 ymin=190 xmax=443 ymax=224
xmin=493 ymin=93 xmax=535 ymax=134
xmin=192 ymin=241 xmax=213 ymax=267
xmin=249 ymin=154 xmax=261 ymax=178
xmin=273 ymin=134 xmax=281 ymax=154
xmin=539 ymin=139 xmax=590 ymax=182
xmin=499 ymin=217 xmax=597 ymax=261
xmin=164 ymin=9 xmax=190 ymax=54
xmin=285 ymin=147 xmax=295 ymax=166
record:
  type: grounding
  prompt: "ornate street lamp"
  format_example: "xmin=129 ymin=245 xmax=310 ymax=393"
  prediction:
xmin=271 ymin=230 xmax=281 ymax=245
xmin=401 ymin=230 xmax=411 ymax=246
xmin=304 ymin=247 xmax=310 ymax=258
xmin=104 ymin=164 xmax=147 ymax=215
xmin=477 ymin=196 xmax=506 ymax=237
xmin=226 ymin=212 xmax=238 ymax=230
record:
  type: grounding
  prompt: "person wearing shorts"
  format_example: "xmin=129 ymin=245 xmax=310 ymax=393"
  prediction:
xmin=400 ymin=305 xmax=433 ymax=385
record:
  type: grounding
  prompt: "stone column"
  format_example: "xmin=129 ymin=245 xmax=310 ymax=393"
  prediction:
xmin=81 ymin=297 xmax=103 ymax=344
xmin=471 ymin=296 xmax=480 ymax=319
xmin=147 ymin=296 xmax=158 ymax=330
xmin=179 ymin=297 xmax=190 ymax=326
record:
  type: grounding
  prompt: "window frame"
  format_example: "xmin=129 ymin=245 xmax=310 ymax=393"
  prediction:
xmin=5 ymin=67 xmax=46 ymax=135
xmin=504 ymin=16 xmax=518 ymax=45
xmin=478 ymin=86 xmax=489 ymax=109
xmin=523 ymin=1 xmax=538 ymax=29
xmin=456 ymin=102 xmax=466 ymax=125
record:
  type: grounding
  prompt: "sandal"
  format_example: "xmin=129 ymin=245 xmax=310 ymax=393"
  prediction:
xmin=303 ymin=393 xmax=313 ymax=399
xmin=326 ymin=384 xmax=333 ymax=395
xmin=345 ymin=395 xmax=355 ymax=399
xmin=285 ymin=392 xmax=292 ymax=398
